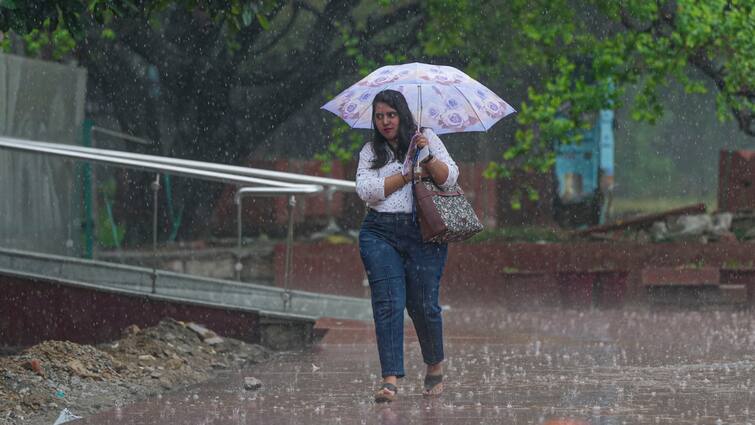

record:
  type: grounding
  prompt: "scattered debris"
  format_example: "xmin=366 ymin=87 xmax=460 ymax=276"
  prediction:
xmin=22 ymin=358 xmax=44 ymax=377
xmin=243 ymin=376 xmax=262 ymax=391
xmin=52 ymin=408 xmax=82 ymax=425
xmin=122 ymin=324 xmax=140 ymax=336
xmin=576 ymin=205 xmax=755 ymax=243
xmin=188 ymin=322 xmax=225 ymax=345
xmin=0 ymin=318 xmax=271 ymax=424
xmin=656 ymin=213 xmax=736 ymax=242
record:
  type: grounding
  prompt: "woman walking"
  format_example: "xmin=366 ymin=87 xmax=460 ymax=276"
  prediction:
xmin=355 ymin=89 xmax=459 ymax=402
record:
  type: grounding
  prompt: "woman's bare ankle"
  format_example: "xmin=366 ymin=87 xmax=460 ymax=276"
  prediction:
xmin=383 ymin=375 xmax=398 ymax=385
xmin=426 ymin=362 xmax=443 ymax=376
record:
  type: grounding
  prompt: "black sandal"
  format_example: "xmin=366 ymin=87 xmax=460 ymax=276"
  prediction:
xmin=423 ymin=374 xmax=443 ymax=396
xmin=374 ymin=382 xmax=398 ymax=403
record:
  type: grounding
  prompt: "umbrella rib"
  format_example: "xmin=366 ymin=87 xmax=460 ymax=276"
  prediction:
xmin=453 ymin=85 xmax=487 ymax=131
xmin=351 ymin=95 xmax=378 ymax=129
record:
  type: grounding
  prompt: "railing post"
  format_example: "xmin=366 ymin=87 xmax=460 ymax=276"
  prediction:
xmin=81 ymin=119 xmax=94 ymax=259
xmin=235 ymin=190 xmax=243 ymax=281
xmin=282 ymin=194 xmax=296 ymax=311
xmin=150 ymin=174 xmax=161 ymax=293
xmin=323 ymin=185 xmax=340 ymax=234
xmin=66 ymin=160 xmax=76 ymax=256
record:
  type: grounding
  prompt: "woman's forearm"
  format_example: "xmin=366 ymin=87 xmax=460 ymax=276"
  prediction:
xmin=384 ymin=172 xmax=410 ymax=197
xmin=380 ymin=158 xmax=449 ymax=198
xmin=423 ymin=157 xmax=449 ymax=185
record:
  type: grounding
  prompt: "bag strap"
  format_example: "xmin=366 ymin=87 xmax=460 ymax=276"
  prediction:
xmin=411 ymin=146 xmax=420 ymax=223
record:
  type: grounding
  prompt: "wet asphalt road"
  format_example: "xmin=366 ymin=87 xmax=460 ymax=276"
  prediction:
xmin=81 ymin=305 xmax=755 ymax=424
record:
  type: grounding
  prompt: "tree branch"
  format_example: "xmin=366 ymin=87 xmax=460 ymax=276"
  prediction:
xmin=231 ymin=1 xmax=289 ymax=64
xmin=114 ymin=17 xmax=192 ymax=71
xmin=292 ymin=0 xmax=325 ymax=21
xmin=361 ymin=3 xmax=423 ymax=37
xmin=250 ymin=6 xmax=300 ymax=55
xmin=234 ymin=0 xmax=360 ymax=87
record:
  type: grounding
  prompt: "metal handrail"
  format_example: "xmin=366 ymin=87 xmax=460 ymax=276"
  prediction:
xmin=0 ymin=137 xmax=310 ymax=188
xmin=20 ymin=136 xmax=357 ymax=237
xmin=234 ymin=186 xmax=323 ymax=200
xmin=0 ymin=136 xmax=326 ymax=299
xmin=234 ymin=186 xmax=324 ymax=311
xmin=20 ymin=139 xmax=356 ymax=191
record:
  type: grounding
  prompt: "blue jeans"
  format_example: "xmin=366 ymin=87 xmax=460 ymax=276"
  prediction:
xmin=359 ymin=209 xmax=448 ymax=378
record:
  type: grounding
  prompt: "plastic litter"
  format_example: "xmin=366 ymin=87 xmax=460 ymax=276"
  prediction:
xmin=52 ymin=408 xmax=82 ymax=425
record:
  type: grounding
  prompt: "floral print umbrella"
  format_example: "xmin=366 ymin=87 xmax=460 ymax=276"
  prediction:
xmin=321 ymin=62 xmax=515 ymax=135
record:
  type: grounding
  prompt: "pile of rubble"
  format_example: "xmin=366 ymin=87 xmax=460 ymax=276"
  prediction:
xmin=0 ymin=318 xmax=270 ymax=424
xmin=649 ymin=212 xmax=750 ymax=243
xmin=579 ymin=204 xmax=755 ymax=243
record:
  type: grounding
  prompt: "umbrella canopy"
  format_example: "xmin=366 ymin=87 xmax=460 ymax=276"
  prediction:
xmin=322 ymin=62 xmax=515 ymax=135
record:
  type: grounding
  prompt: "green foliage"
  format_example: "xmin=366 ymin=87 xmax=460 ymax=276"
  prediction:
xmin=15 ymin=17 xmax=76 ymax=58
xmin=423 ymin=0 xmax=754 ymax=180
xmin=0 ymin=0 xmax=277 ymax=57
xmin=420 ymin=0 xmax=476 ymax=57
xmin=96 ymin=178 xmax=125 ymax=248
xmin=315 ymin=116 xmax=363 ymax=174
xmin=226 ymin=0 xmax=275 ymax=32
xmin=96 ymin=206 xmax=125 ymax=248
xmin=0 ymin=0 xmax=277 ymax=33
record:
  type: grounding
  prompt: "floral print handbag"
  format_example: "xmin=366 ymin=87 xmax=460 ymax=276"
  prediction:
xmin=412 ymin=172 xmax=483 ymax=244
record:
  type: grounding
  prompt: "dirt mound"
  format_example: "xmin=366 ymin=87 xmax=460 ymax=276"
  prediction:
xmin=0 ymin=318 xmax=270 ymax=424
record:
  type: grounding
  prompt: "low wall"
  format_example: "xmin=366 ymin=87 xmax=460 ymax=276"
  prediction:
xmin=274 ymin=241 xmax=755 ymax=308
xmin=0 ymin=274 xmax=312 ymax=349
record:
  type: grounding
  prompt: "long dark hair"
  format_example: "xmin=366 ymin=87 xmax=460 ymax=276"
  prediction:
xmin=369 ymin=89 xmax=417 ymax=169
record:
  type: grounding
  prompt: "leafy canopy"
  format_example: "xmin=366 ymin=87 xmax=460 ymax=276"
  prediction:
xmin=422 ymin=0 xmax=754 ymax=179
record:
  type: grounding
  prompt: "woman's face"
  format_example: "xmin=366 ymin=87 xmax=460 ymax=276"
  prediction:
xmin=373 ymin=102 xmax=400 ymax=142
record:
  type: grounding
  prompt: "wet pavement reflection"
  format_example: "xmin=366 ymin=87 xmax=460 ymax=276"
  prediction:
xmin=81 ymin=305 xmax=755 ymax=424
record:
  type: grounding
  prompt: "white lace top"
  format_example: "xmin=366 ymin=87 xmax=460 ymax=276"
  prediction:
xmin=356 ymin=129 xmax=459 ymax=213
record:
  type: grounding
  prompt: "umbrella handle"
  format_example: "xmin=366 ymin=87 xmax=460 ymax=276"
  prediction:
xmin=412 ymin=144 xmax=421 ymax=174
xmin=416 ymin=84 xmax=423 ymax=128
